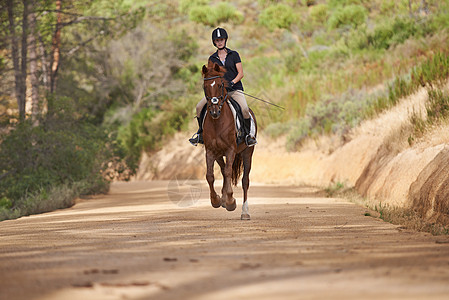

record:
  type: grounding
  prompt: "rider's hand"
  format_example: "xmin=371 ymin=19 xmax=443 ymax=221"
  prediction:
xmin=227 ymin=80 xmax=235 ymax=91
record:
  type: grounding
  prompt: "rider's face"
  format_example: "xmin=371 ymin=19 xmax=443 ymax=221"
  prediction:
xmin=214 ymin=38 xmax=226 ymax=49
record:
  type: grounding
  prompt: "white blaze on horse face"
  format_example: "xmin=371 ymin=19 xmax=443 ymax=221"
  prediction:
xmin=210 ymin=80 xmax=216 ymax=87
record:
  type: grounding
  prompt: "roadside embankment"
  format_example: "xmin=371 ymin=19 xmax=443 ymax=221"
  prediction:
xmin=136 ymin=87 xmax=449 ymax=228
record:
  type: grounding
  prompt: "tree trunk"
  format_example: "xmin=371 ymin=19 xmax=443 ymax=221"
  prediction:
xmin=50 ymin=0 xmax=62 ymax=93
xmin=7 ymin=0 xmax=24 ymax=121
xmin=29 ymin=7 xmax=39 ymax=126
xmin=20 ymin=0 xmax=29 ymax=120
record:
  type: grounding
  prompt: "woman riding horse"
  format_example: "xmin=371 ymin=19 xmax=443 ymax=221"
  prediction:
xmin=201 ymin=62 xmax=257 ymax=220
xmin=189 ymin=28 xmax=257 ymax=147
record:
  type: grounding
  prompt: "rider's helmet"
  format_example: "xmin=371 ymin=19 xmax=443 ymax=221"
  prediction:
xmin=212 ymin=28 xmax=228 ymax=48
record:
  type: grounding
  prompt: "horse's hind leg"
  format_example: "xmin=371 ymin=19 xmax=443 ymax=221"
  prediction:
xmin=216 ymin=156 xmax=227 ymax=208
xmin=241 ymin=148 xmax=254 ymax=220
xmin=206 ymin=150 xmax=221 ymax=208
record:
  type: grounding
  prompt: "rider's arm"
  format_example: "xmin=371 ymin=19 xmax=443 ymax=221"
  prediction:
xmin=231 ymin=62 xmax=244 ymax=84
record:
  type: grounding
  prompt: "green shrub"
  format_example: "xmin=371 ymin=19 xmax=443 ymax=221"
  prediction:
xmin=260 ymin=0 xmax=297 ymax=8
xmin=0 ymin=121 xmax=110 ymax=203
xmin=118 ymin=98 xmax=194 ymax=163
xmin=0 ymin=97 xmax=126 ymax=220
xmin=189 ymin=5 xmax=214 ymax=25
xmin=188 ymin=3 xmax=243 ymax=26
xmin=214 ymin=2 xmax=244 ymax=25
xmin=310 ymin=4 xmax=329 ymax=24
xmin=328 ymin=5 xmax=367 ymax=29
xmin=367 ymin=52 xmax=449 ymax=116
xmin=380 ymin=0 xmax=395 ymax=14
xmin=178 ymin=0 xmax=209 ymax=14
xmin=259 ymin=4 xmax=295 ymax=31
xmin=411 ymin=51 xmax=449 ymax=87
xmin=286 ymin=119 xmax=311 ymax=151
xmin=368 ymin=17 xmax=417 ymax=49
xmin=328 ymin=0 xmax=365 ymax=7
xmin=426 ymin=88 xmax=449 ymax=123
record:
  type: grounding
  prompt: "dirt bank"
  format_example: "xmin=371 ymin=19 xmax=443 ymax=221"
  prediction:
xmin=137 ymin=87 xmax=449 ymax=226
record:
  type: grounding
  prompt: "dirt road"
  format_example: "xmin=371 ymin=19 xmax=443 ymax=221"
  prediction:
xmin=1 ymin=181 xmax=449 ymax=300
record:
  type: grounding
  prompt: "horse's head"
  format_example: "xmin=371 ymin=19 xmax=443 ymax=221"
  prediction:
xmin=202 ymin=62 xmax=228 ymax=119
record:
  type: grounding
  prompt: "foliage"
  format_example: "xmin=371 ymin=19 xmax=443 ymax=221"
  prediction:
xmin=310 ymin=4 xmax=329 ymax=24
xmin=178 ymin=0 xmax=209 ymax=14
xmin=328 ymin=4 xmax=367 ymax=29
xmin=368 ymin=17 xmax=418 ymax=49
xmin=117 ymin=96 xmax=196 ymax=165
xmin=187 ymin=2 xmax=243 ymax=26
xmin=259 ymin=4 xmax=295 ymax=31
xmin=2 ymin=0 xmax=449 ymax=221
xmin=426 ymin=88 xmax=449 ymax=123
xmin=0 ymin=97 xmax=128 ymax=220
xmin=373 ymin=51 xmax=449 ymax=113
xmin=407 ymin=87 xmax=449 ymax=145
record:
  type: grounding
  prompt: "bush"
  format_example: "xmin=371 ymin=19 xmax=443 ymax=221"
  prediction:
xmin=189 ymin=5 xmax=214 ymax=25
xmin=118 ymin=98 xmax=194 ymax=164
xmin=328 ymin=4 xmax=367 ymax=29
xmin=328 ymin=0 xmax=365 ymax=7
xmin=188 ymin=3 xmax=243 ymax=26
xmin=368 ymin=17 xmax=417 ymax=49
xmin=310 ymin=4 xmax=329 ymax=24
xmin=259 ymin=4 xmax=295 ymax=31
xmin=214 ymin=2 xmax=244 ymax=25
xmin=0 ymin=97 xmax=126 ymax=220
xmin=426 ymin=88 xmax=449 ymax=123
xmin=178 ymin=0 xmax=209 ymax=14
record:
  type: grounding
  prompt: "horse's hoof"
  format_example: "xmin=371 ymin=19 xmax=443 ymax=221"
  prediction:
xmin=211 ymin=196 xmax=221 ymax=208
xmin=221 ymin=197 xmax=226 ymax=208
xmin=226 ymin=199 xmax=236 ymax=211
xmin=241 ymin=214 xmax=251 ymax=220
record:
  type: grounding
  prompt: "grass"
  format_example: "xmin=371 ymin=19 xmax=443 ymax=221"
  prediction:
xmin=374 ymin=205 xmax=449 ymax=236
xmin=0 ymin=179 xmax=109 ymax=221
xmin=324 ymin=182 xmax=345 ymax=197
xmin=408 ymin=85 xmax=449 ymax=145
xmin=327 ymin=186 xmax=449 ymax=236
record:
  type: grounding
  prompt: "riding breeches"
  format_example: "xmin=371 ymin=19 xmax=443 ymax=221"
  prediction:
xmin=196 ymin=90 xmax=251 ymax=119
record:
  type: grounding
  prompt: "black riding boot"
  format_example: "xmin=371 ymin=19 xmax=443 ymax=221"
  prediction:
xmin=189 ymin=117 xmax=204 ymax=146
xmin=244 ymin=118 xmax=257 ymax=147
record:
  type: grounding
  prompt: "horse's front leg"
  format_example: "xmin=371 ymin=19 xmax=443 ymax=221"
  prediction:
xmin=216 ymin=156 xmax=227 ymax=208
xmin=206 ymin=150 xmax=221 ymax=208
xmin=223 ymin=150 xmax=236 ymax=211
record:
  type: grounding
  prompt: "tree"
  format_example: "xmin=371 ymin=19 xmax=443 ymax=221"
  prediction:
xmin=6 ymin=0 xmax=28 ymax=122
xmin=28 ymin=5 xmax=39 ymax=125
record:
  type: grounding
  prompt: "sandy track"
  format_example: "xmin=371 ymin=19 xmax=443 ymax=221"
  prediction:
xmin=1 ymin=181 xmax=449 ymax=300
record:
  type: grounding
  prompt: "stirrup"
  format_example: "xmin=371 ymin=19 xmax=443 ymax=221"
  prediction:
xmin=189 ymin=133 xmax=203 ymax=146
xmin=245 ymin=135 xmax=257 ymax=147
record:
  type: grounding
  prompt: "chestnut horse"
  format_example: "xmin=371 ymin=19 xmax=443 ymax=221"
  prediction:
xmin=202 ymin=62 xmax=257 ymax=220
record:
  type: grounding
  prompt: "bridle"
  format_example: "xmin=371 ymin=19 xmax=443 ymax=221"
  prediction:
xmin=203 ymin=75 xmax=228 ymax=117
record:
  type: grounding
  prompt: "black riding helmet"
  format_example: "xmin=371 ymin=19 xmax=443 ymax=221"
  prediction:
xmin=212 ymin=28 xmax=228 ymax=48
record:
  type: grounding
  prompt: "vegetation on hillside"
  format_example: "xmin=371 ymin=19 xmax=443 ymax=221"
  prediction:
xmin=1 ymin=0 xmax=449 ymax=220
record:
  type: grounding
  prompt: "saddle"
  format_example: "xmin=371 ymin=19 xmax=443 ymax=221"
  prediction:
xmin=200 ymin=97 xmax=247 ymax=145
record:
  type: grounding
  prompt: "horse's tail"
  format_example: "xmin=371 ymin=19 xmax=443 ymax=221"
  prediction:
xmin=232 ymin=153 xmax=243 ymax=186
